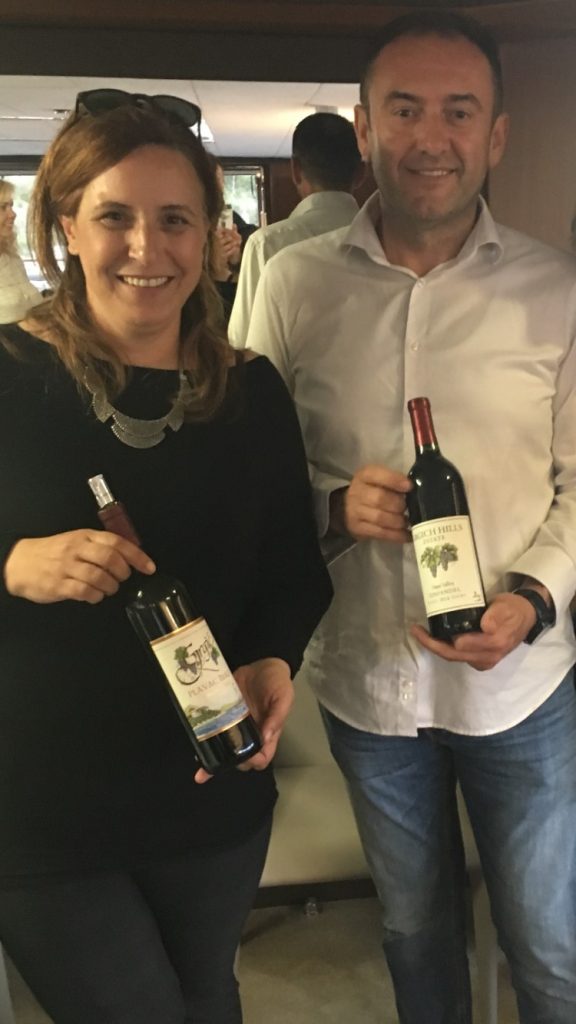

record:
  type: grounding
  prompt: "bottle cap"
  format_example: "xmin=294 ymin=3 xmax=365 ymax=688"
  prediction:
xmin=407 ymin=396 xmax=430 ymax=413
xmin=87 ymin=474 xmax=115 ymax=509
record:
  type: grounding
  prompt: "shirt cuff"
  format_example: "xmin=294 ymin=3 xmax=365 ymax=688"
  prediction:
xmin=320 ymin=532 xmax=356 ymax=567
xmin=312 ymin=475 xmax=351 ymax=538
xmin=506 ymin=545 xmax=576 ymax=618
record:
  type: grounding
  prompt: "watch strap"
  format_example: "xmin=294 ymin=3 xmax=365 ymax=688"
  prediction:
xmin=513 ymin=587 xmax=555 ymax=644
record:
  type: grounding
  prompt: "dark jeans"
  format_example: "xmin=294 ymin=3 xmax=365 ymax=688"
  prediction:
xmin=0 ymin=815 xmax=271 ymax=1024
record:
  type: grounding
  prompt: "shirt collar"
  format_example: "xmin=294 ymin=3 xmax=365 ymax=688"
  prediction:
xmin=342 ymin=191 xmax=503 ymax=271
xmin=288 ymin=191 xmax=358 ymax=219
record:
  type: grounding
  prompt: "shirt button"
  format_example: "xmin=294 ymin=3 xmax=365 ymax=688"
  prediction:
xmin=410 ymin=342 xmax=419 ymax=352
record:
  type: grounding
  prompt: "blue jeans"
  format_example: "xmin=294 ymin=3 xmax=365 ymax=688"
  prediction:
xmin=322 ymin=674 xmax=576 ymax=1024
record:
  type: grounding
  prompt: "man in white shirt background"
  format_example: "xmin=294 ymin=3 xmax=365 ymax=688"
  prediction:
xmin=228 ymin=111 xmax=363 ymax=347
xmin=245 ymin=11 xmax=576 ymax=1024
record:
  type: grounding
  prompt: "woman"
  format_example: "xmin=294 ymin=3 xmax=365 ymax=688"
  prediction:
xmin=0 ymin=178 xmax=42 ymax=322
xmin=211 ymin=214 xmax=243 ymax=322
xmin=0 ymin=91 xmax=332 ymax=1024
xmin=205 ymin=155 xmax=244 ymax=323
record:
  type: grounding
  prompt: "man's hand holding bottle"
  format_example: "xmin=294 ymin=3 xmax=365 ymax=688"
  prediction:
xmin=329 ymin=465 xmax=413 ymax=543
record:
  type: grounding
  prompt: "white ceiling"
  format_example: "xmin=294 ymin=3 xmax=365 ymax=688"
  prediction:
xmin=0 ymin=75 xmax=359 ymax=158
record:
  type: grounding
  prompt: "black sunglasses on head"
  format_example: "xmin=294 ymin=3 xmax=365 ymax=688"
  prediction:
xmin=75 ymin=89 xmax=202 ymax=129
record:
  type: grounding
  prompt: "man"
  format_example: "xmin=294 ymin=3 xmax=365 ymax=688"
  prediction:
xmin=228 ymin=111 xmax=362 ymax=347
xmin=245 ymin=12 xmax=576 ymax=1024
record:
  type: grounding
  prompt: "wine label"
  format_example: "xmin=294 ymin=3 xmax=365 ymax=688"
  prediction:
xmin=150 ymin=619 xmax=250 ymax=741
xmin=411 ymin=515 xmax=484 ymax=617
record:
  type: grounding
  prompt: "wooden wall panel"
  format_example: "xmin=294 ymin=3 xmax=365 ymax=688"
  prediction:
xmin=0 ymin=25 xmax=368 ymax=81
xmin=0 ymin=3 xmax=575 ymax=80
xmin=1 ymin=0 xmax=576 ymax=42
xmin=266 ymin=161 xmax=299 ymax=224
xmin=490 ymin=36 xmax=576 ymax=251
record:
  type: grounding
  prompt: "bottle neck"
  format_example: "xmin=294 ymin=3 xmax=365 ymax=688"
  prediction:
xmin=97 ymin=503 xmax=142 ymax=547
xmin=408 ymin=397 xmax=440 ymax=455
xmin=87 ymin=476 xmax=147 ymax=592
xmin=97 ymin=502 xmax=157 ymax=598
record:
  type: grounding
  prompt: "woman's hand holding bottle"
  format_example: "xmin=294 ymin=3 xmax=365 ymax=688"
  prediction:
xmin=3 ymin=530 xmax=155 ymax=604
xmin=194 ymin=657 xmax=294 ymax=784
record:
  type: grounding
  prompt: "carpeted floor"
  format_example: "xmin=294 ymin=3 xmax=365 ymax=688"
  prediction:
xmin=240 ymin=897 xmax=519 ymax=1023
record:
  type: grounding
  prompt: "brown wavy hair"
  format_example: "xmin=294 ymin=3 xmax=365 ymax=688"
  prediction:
xmin=28 ymin=100 xmax=235 ymax=420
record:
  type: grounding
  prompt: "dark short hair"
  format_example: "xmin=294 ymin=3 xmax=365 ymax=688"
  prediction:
xmin=359 ymin=11 xmax=504 ymax=118
xmin=291 ymin=112 xmax=362 ymax=191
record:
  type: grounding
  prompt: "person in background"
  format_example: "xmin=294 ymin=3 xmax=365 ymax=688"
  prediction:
xmin=0 ymin=178 xmax=42 ymax=322
xmin=245 ymin=11 xmax=576 ymax=1024
xmin=0 ymin=91 xmax=332 ymax=1024
xmin=229 ymin=111 xmax=363 ymax=347
xmin=214 ymin=158 xmax=257 ymax=252
xmin=207 ymin=155 xmax=246 ymax=322
xmin=211 ymin=220 xmax=242 ymax=321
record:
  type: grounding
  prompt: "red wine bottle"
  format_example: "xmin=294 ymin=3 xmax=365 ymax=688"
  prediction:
xmin=406 ymin=398 xmax=486 ymax=640
xmin=87 ymin=474 xmax=262 ymax=773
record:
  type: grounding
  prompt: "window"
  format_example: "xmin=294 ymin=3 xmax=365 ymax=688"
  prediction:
xmin=222 ymin=166 xmax=265 ymax=229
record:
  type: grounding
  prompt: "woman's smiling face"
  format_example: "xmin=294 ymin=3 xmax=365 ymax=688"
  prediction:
xmin=60 ymin=144 xmax=209 ymax=352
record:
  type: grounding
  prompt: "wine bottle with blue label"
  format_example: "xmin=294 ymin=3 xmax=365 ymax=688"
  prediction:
xmin=88 ymin=474 xmax=262 ymax=772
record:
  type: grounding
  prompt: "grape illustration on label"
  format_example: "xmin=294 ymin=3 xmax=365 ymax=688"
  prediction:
xmin=420 ymin=543 xmax=459 ymax=578
xmin=174 ymin=639 xmax=221 ymax=685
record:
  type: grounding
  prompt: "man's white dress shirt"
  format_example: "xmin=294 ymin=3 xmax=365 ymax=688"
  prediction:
xmin=229 ymin=191 xmax=358 ymax=348
xmin=246 ymin=194 xmax=576 ymax=737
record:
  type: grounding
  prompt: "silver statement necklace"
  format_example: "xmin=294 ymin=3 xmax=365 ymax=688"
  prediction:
xmin=84 ymin=366 xmax=192 ymax=449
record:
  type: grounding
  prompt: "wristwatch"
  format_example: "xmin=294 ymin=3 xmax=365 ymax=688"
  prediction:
xmin=513 ymin=587 xmax=556 ymax=644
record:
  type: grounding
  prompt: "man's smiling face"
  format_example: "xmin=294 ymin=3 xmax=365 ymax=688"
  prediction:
xmin=355 ymin=32 xmax=508 ymax=236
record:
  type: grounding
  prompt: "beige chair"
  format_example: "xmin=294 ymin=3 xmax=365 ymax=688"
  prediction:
xmin=260 ymin=667 xmax=501 ymax=1024
xmin=260 ymin=670 xmax=370 ymax=892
